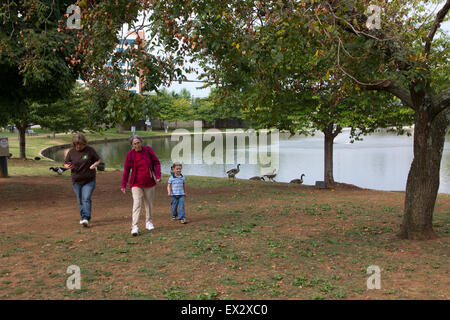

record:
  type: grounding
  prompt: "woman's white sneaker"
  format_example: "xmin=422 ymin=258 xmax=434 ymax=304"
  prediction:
xmin=146 ymin=222 xmax=154 ymax=230
xmin=80 ymin=219 xmax=89 ymax=227
xmin=131 ymin=226 xmax=138 ymax=236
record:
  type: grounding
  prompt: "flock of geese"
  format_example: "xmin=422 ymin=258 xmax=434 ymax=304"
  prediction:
xmin=50 ymin=161 xmax=303 ymax=184
xmin=227 ymin=164 xmax=305 ymax=184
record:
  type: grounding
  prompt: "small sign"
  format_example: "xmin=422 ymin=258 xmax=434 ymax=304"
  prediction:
xmin=0 ymin=138 xmax=8 ymax=148
xmin=0 ymin=137 xmax=9 ymax=157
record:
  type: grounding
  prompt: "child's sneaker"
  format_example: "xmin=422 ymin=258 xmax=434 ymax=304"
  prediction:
xmin=171 ymin=216 xmax=176 ymax=221
xmin=181 ymin=218 xmax=187 ymax=224
xmin=80 ymin=219 xmax=89 ymax=227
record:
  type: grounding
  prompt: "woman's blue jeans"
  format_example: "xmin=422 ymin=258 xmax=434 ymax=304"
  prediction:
xmin=170 ymin=195 xmax=185 ymax=220
xmin=72 ymin=179 xmax=96 ymax=221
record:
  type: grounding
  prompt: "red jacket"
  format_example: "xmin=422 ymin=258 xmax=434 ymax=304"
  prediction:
xmin=121 ymin=145 xmax=161 ymax=189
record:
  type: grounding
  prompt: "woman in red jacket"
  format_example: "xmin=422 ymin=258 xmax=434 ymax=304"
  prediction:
xmin=121 ymin=135 xmax=161 ymax=236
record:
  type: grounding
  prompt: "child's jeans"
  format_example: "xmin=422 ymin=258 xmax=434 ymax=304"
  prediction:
xmin=170 ymin=195 xmax=185 ymax=220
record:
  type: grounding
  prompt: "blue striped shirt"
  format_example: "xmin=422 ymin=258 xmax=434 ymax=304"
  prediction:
xmin=168 ymin=174 xmax=185 ymax=195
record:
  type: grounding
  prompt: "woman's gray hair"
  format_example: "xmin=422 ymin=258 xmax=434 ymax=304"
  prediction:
xmin=130 ymin=135 xmax=143 ymax=145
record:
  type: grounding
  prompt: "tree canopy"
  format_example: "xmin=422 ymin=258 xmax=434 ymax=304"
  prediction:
xmin=0 ymin=0 xmax=85 ymax=158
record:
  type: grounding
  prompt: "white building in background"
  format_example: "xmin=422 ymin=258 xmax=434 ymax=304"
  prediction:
xmin=111 ymin=30 xmax=145 ymax=94
xmin=77 ymin=30 xmax=145 ymax=94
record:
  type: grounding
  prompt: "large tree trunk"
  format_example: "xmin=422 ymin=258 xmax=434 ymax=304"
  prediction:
xmin=398 ymin=93 xmax=449 ymax=240
xmin=15 ymin=122 xmax=27 ymax=159
xmin=323 ymin=128 xmax=335 ymax=187
xmin=322 ymin=124 xmax=342 ymax=188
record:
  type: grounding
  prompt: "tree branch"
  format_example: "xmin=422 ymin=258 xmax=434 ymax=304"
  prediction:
xmin=424 ymin=0 xmax=450 ymax=56
xmin=360 ymin=80 xmax=413 ymax=109
xmin=323 ymin=1 xmax=400 ymax=43
xmin=433 ymin=87 xmax=450 ymax=113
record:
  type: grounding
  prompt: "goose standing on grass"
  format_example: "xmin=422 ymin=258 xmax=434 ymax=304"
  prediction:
xmin=290 ymin=174 xmax=305 ymax=184
xmin=249 ymin=176 xmax=265 ymax=181
xmin=263 ymin=169 xmax=277 ymax=182
xmin=226 ymin=164 xmax=240 ymax=181
xmin=49 ymin=166 xmax=68 ymax=175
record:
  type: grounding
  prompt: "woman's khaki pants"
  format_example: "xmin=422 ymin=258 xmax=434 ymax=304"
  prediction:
xmin=131 ymin=186 xmax=155 ymax=228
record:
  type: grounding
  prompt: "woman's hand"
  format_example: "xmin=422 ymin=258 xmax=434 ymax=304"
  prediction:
xmin=121 ymin=187 xmax=126 ymax=194
xmin=90 ymin=160 xmax=101 ymax=170
xmin=156 ymin=178 xmax=161 ymax=183
xmin=64 ymin=162 xmax=74 ymax=169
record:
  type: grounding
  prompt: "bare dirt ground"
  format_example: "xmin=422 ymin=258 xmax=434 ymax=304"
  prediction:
xmin=0 ymin=171 xmax=448 ymax=300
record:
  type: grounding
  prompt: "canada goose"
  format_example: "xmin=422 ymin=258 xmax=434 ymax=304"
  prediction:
xmin=263 ymin=169 xmax=277 ymax=182
xmin=249 ymin=176 xmax=265 ymax=181
xmin=49 ymin=166 xmax=67 ymax=175
xmin=226 ymin=164 xmax=241 ymax=181
xmin=290 ymin=174 xmax=305 ymax=184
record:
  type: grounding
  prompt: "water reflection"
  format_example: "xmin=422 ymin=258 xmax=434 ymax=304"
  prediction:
xmin=50 ymin=130 xmax=450 ymax=193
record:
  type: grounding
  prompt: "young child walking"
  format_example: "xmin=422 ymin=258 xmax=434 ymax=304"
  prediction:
xmin=167 ymin=162 xmax=187 ymax=224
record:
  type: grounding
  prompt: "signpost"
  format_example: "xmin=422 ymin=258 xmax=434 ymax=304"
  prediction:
xmin=0 ymin=137 xmax=9 ymax=178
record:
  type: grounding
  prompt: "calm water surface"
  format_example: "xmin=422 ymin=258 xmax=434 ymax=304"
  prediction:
xmin=50 ymin=130 xmax=450 ymax=193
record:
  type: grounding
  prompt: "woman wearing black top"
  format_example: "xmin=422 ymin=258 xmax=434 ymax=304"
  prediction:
xmin=64 ymin=133 xmax=101 ymax=227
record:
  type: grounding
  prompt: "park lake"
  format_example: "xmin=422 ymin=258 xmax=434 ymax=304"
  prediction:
xmin=49 ymin=129 xmax=450 ymax=194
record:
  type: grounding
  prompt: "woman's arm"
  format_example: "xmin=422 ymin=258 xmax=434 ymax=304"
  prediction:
xmin=90 ymin=159 xmax=101 ymax=170
xmin=90 ymin=147 xmax=101 ymax=170
xmin=147 ymin=146 xmax=161 ymax=181
xmin=63 ymin=150 xmax=73 ymax=169
xmin=121 ymin=152 xmax=132 ymax=190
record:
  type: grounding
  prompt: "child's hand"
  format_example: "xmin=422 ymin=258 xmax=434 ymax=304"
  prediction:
xmin=168 ymin=192 xmax=171 ymax=197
